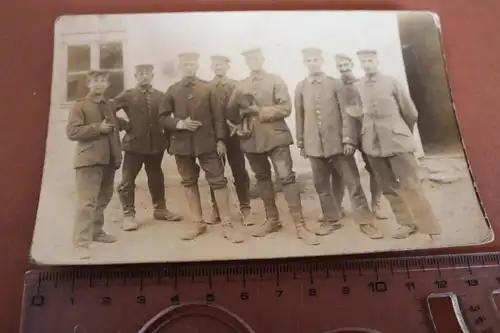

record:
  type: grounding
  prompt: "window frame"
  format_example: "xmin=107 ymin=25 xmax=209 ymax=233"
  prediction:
xmin=60 ymin=32 xmax=127 ymax=107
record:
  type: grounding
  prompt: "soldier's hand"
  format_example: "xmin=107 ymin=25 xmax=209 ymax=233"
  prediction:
xmin=343 ymin=144 xmax=356 ymax=156
xmin=300 ymin=148 xmax=308 ymax=159
xmin=216 ymin=140 xmax=227 ymax=157
xmin=99 ymin=119 xmax=114 ymax=134
xmin=178 ymin=117 xmax=202 ymax=132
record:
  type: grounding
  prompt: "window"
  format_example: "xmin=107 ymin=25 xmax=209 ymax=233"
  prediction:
xmin=64 ymin=39 xmax=125 ymax=102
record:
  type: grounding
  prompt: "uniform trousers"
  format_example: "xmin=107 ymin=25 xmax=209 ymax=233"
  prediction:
xmin=117 ymin=151 xmax=166 ymax=216
xmin=309 ymin=154 xmax=374 ymax=225
xmin=366 ymin=152 xmax=441 ymax=234
xmin=209 ymin=135 xmax=251 ymax=212
xmin=74 ymin=164 xmax=116 ymax=248
xmin=175 ymin=152 xmax=228 ymax=189
xmin=330 ymin=152 xmax=382 ymax=208
xmin=245 ymin=146 xmax=299 ymax=220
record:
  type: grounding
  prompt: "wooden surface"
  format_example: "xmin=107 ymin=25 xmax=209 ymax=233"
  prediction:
xmin=1 ymin=0 xmax=499 ymax=332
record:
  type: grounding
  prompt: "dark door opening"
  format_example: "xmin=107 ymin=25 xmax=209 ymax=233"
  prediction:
xmin=397 ymin=12 xmax=462 ymax=155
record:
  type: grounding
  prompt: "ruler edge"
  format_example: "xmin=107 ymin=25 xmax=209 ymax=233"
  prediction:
xmin=23 ymin=251 xmax=500 ymax=283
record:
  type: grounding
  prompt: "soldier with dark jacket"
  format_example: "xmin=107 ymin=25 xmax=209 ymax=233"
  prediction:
xmin=227 ymin=48 xmax=319 ymax=246
xmin=334 ymin=53 xmax=387 ymax=220
xmin=114 ymin=64 xmax=182 ymax=231
xmin=208 ymin=55 xmax=252 ymax=226
xmin=346 ymin=49 xmax=442 ymax=239
xmin=295 ymin=48 xmax=382 ymax=240
xmin=159 ymin=52 xmax=245 ymax=243
xmin=66 ymin=69 xmax=122 ymax=260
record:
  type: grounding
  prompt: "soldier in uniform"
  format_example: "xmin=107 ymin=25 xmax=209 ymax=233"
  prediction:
xmin=334 ymin=53 xmax=387 ymax=220
xmin=208 ymin=55 xmax=252 ymax=226
xmin=227 ymin=47 xmax=319 ymax=246
xmin=114 ymin=64 xmax=182 ymax=232
xmin=159 ymin=52 xmax=245 ymax=243
xmin=295 ymin=48 xmax=382 ymax=239
xmin=66 ymin=69 xmax=122 ymax=260
xmin=346 ymin=49 xmax=442 ymax=239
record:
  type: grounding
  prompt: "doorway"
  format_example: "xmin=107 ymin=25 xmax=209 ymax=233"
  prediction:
xmin=397 ymin=12 xmax=462 ymax=155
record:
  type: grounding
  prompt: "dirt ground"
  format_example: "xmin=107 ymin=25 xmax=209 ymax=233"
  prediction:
xmin=30 ymin=151 xmax=493 ymax=265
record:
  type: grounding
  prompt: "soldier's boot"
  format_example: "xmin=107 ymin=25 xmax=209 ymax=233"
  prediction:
xmin=282 ymin=182 xmax=320 ymax=246
xmin=118 ymin=187 xmax=139 ymax=231
xmin=74 ymin=246 xmax=91 ymax=260
xmin=251 ymin=180 xmax=282 ymax=237
xmin=93 ymin=232 xmax=117 ymax=243
xmin=294 ymin=216 xmax=320 ymax=246
xmin=392 ymin=224 xmax=418 ymax=239
xmin=360 ymin=224 xmax=384 ymax=239
xmin=213 ymin=188 xmax=246 ymax=244
xmin=181 ymin=186 xmax=207 ymax=241
xmin=372 ymin=198 xmax=388 ymax=220
xmin=153 ymin=202 xmax=183 ymax=221
xmin=240 ymin=206 xmax=253 ymax=226
xmin=122 ymin=216 xmax=139 ymax=231
xmin=208 ymin=189 xmax=221 ymax=224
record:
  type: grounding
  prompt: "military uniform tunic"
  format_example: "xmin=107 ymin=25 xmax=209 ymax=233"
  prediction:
xmin=350 ymin=73 xmax=418 ymax=157
xmin=113 ymin=85 xmax=168 ymax=154
xmin=159 ymin=76 xmax=227 ymax=189
xmin=113 ymin=84 xmax=171 ymax=216
xmin=66 ymin=93 xmax=121 ymax=247
xmin=294 ymin=73 xmax=373 ymax=224
xmin=227 ymin=70 xmax=294 ymax=154
xmin=347 ymin=72 xmax=441 ymax=234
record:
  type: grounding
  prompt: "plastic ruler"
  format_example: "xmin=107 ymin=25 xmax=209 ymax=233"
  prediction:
xmin=19 ymin=252 xmax=500 ymax=333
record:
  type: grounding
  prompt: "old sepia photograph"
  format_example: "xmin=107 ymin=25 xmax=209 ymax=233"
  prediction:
xmin=30 ymin=10 xmax=492 ymax=265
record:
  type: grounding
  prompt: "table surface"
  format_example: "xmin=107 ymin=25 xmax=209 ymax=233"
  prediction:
xmin=1 ymin=0 xmax=500 ymax=332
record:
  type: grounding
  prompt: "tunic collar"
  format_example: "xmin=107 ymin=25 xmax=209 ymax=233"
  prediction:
xmin=364 ymin=71 xmax=382 ymax=83
xmin=307 ymin=72 xmax=325 ymax=84
xmin=250 ymin=69 xmax=266 ymax=82
xmin=340 ymin=73 xmax=357 ymax=85
xmin=136 ymin=83 xmax=153 ymax=93
xmin=86 ymin=93 xmax=106 ymax=104
xmin=212 ymin=75 xmax=230 ymax=86
xmin=182 ymin=76 xmax=198 ymax=86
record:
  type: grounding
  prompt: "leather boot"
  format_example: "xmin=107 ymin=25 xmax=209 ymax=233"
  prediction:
xmin=251 ymin=179 xmax=282 ymax=237
xmin=282 ymin=182 xmax=320 ymax=245
xmin=213 ymin=187 xmax=246 ymax=243
xmin=181 ymin=186 xmax=206 ymax=240
xmin=208 ymin=189 xmax=221 ymax=224
xmin=372 ymin=199 xmax=387 ymax=220
xmin=153 ymin=202 xmax=183 ymax=221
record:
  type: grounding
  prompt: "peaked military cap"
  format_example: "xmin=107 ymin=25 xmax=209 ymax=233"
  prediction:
xmin=356 ymin=49 xmax=378 ymax=56
xmin=178 ymin=52 xmax=200 ymax=61
xmin=134 ymin=64 xmax=154 ymax=71
xmin=334 ymin=53 xmax=352 ymax=61
xmin=87 ymin=69 xmax=110 ymax=79
xmin=210 ymin=55 xmax=231 ymax=63
xmin=241 ymin=48 xmax=262 ymax=57
xmin=301 ymin=47 xmax=323 ymax=57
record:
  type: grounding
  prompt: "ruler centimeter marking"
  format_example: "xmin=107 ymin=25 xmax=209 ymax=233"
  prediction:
xmin=21 ymin=252 xmax=500 ymax=333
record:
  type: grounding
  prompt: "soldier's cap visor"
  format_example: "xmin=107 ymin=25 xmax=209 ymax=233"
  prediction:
xmin=356 ymin=49 xmax=378 ymax=56
xmin=178 ymin=52 xmax=200 ymax=61
xmin=87 ymin=69 xmax=110 ymax=79
xmin=241 ymin=48 xmax=262 ymax=57
xmin=334 ymin=53 xmax=353 ymax=61
xmin=135 ymin=64 xmax=154 ymax=71
xmin=210 ymin=55 xmax=230 ymax=63
xmin=301 ymin=48 xmax=322 ymax=57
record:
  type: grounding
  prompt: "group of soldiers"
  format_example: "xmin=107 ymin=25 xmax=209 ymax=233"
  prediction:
xmin=66 ymin=46 xmax=442 ymax=259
